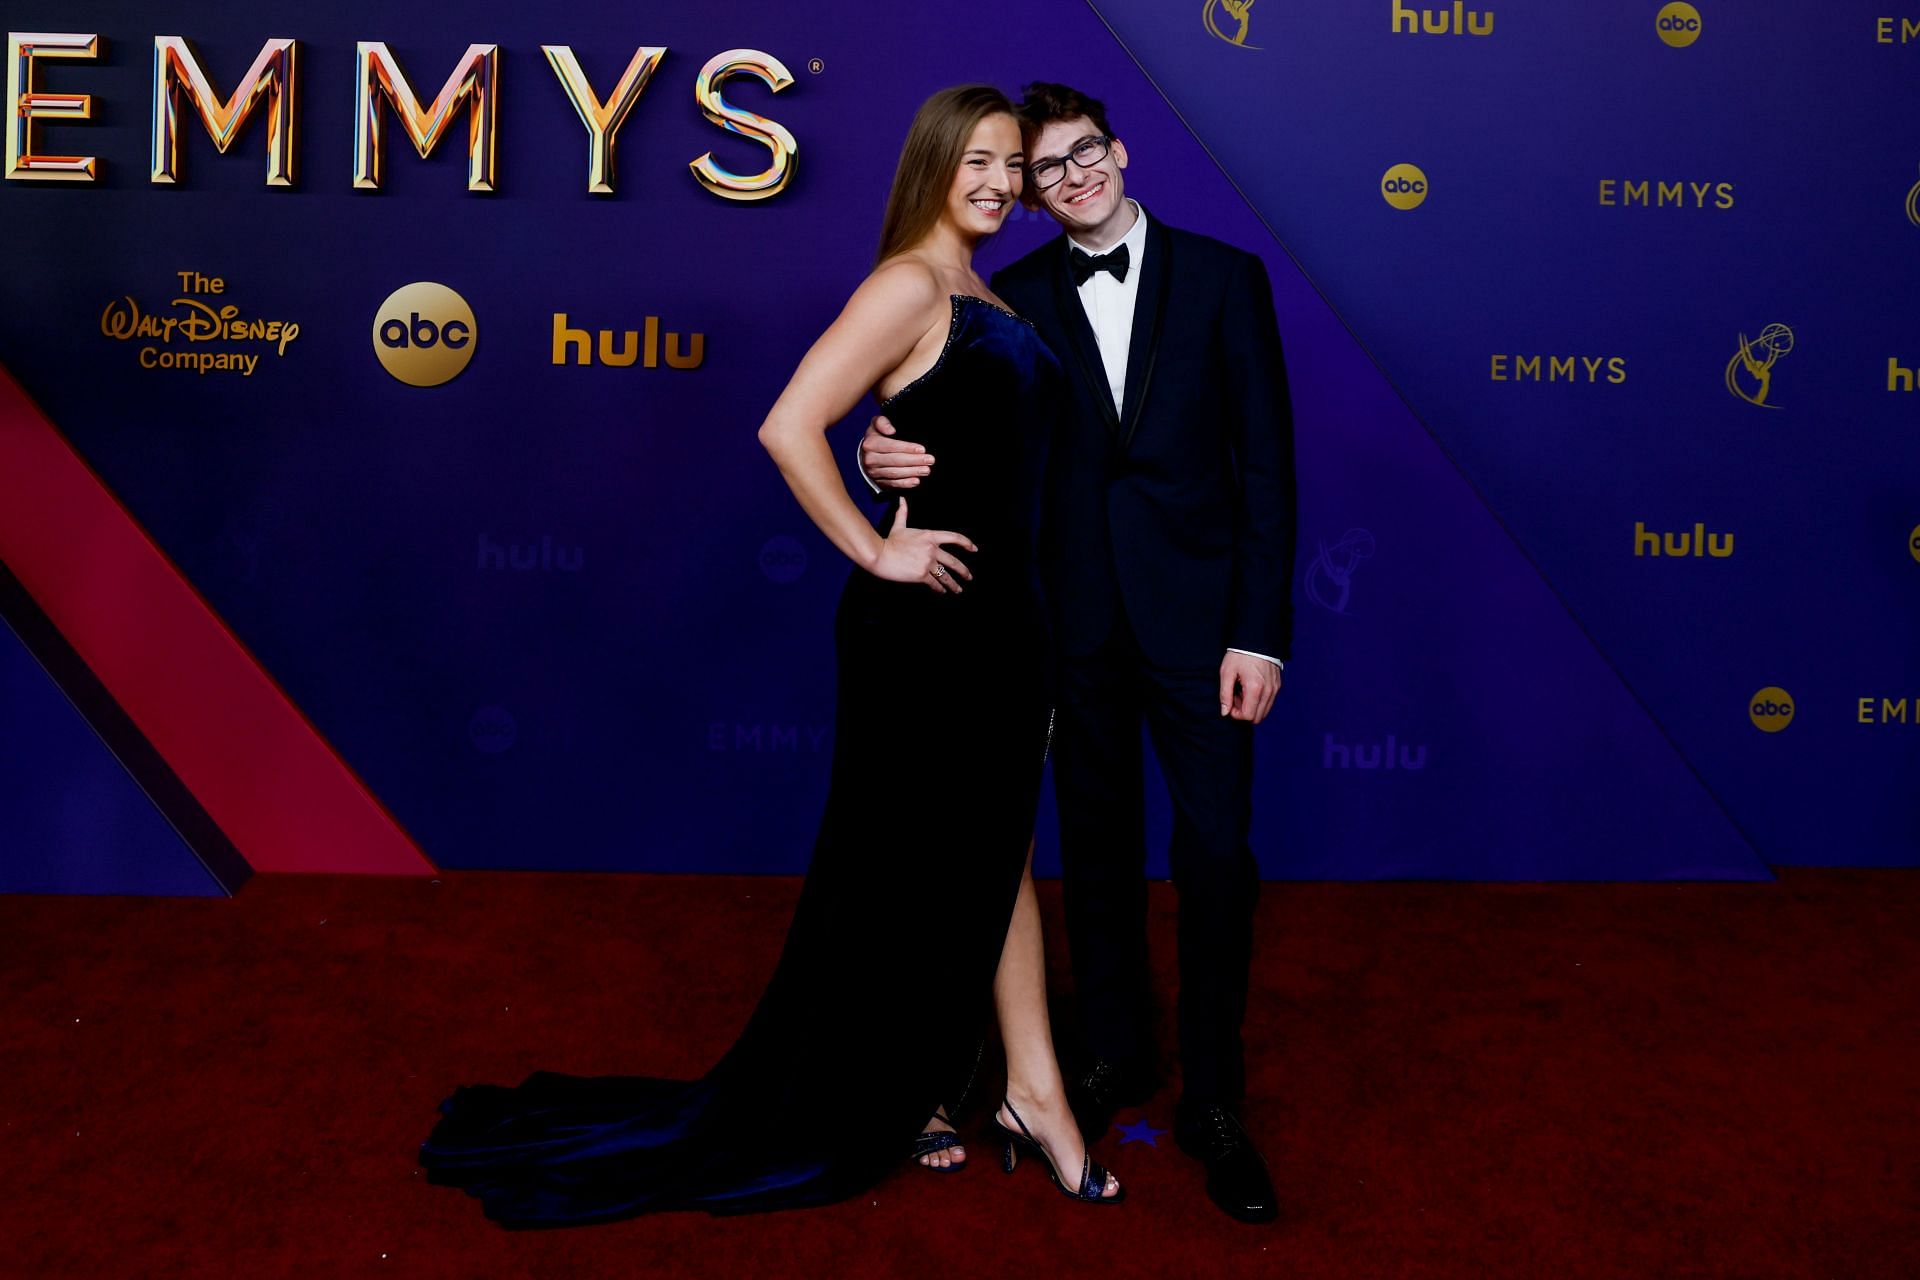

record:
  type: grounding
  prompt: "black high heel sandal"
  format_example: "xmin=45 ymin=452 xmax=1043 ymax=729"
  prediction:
xmin=992 ymin=1098 xmax=1125 ymax=1204
xmin=912 ymin=1107 xmax=967 ymax=1173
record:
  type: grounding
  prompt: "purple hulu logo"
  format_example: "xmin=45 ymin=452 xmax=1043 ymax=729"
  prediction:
xmin=477 ymin=534 xmax=584 ymax=572
xmin=1322 ymin=733 xmax=1429 ymax=771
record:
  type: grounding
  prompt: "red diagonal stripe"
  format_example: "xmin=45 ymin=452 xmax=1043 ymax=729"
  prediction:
xmin=0 ymin=362 xmax=434 ymax=875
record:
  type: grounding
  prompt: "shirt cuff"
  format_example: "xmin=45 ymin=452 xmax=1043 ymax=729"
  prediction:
xmin=854 ymin=436 xmax=881 ymax=496
xmin=1227 ymin=647 xmax=1284 ymax=671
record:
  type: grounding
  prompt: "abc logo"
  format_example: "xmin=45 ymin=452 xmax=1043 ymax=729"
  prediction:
xmin=1381 ymin=163 xmax=1429 ymax=211
xmin=758 ymin=534 xmax=808 ymax=584
xmin=1748 ymin=686 xmax=1794 ymax=733
xmin=1657 ymin=2 xmax=1702 ymax=47
xmin=469 ymin=705 xmax=518 ymax=754
xmin=1909 ymin=522 xmax=1920 ymax=563
xmin=374 ymin=282 xmax=477 ymax=387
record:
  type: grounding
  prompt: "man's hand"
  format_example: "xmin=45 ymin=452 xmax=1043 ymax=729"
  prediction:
xmin=1219 ymin=651 xmax=1281 ymax=723
xmin=859 ymin=415 xmax=936 ymax=490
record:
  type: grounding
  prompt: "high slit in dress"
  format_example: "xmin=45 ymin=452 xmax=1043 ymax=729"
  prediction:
xmin=418 ymin=295 xmax=1062 ymax=1226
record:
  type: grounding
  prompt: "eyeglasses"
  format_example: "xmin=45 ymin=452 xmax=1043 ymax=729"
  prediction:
xmin=1029 ymin=135 xmax=1113 ymax=191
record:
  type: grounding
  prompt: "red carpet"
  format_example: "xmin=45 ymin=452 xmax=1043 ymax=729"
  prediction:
xmin=3 ymin=870 xmax=1915 ymax=1278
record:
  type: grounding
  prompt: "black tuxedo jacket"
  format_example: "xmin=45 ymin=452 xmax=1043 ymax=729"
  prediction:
xmin=991 ymin=212 xmax=1297 ymax=669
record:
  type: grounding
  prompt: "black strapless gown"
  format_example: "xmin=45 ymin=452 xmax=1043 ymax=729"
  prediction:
xmin=419 ymin=295 xmax=1062 ymax=1227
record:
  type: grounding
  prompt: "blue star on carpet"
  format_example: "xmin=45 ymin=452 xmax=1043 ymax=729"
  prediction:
xmin=1115 ymin=1118 xmax=1167 ymax=1147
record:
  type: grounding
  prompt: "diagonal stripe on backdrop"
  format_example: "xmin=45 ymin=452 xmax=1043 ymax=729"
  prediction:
xmin=0 ymin=362 xmax=433 ymax=876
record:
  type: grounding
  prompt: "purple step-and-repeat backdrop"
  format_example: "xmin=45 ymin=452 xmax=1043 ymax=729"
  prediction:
xmin=1 ymin=1 xmax=1913 ymax=889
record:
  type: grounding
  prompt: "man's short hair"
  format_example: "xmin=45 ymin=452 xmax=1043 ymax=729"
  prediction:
xmin=1015 ymin=82 xmax=1115 ymax=145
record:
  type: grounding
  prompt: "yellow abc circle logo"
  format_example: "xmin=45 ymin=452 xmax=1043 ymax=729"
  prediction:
xmin=373 ymin=282 xmax=477 ymax=387
xmin=1909 ymin=522 xmax=1920 ymax=563
xmin=1381 ymin=163 xmax=1429 ymax=211
xmin=1657 ymin=3 xmax=1702 ymax=47
xmin=1748 ymin=686 xmax=1794 ymax=733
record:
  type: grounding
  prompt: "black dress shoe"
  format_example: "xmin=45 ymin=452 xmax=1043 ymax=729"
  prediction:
xmin=1067 ymin=1057 xmax=1157 ymax=1141
xmin=1173 ymin=1103 xmax=1279 ymax=1224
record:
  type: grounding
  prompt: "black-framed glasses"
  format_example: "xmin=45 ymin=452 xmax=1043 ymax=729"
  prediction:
xmin=1029 ymin=135 xmax=1112 ymax=190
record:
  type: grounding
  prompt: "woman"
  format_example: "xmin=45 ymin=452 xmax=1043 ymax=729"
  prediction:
xmin=418 ymin=85 xmax=1120 ymax=1226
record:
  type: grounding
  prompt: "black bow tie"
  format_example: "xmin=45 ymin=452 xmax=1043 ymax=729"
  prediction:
xmin=1070 ymin=244 xmax=1130 ymax=285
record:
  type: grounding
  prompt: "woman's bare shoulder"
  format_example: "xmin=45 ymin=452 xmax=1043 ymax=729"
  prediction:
xmin=845 ymin=256 xmax=947 ymax=327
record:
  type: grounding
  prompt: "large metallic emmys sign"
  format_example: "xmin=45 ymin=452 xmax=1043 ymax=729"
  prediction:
xmin=4 ymin=32 xmax=797 ymax=198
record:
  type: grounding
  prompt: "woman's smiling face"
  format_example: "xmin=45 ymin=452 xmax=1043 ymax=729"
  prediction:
xmin=943 ymin=112 xmax=1025 ymax=237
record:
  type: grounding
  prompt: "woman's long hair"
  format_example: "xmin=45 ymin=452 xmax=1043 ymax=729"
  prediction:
xmin=875 ymin=85 xmax=1016 ymax=266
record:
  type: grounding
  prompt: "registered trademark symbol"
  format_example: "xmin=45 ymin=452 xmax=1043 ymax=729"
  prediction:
xmin=808 ymin=58 xmax=824 ymax=74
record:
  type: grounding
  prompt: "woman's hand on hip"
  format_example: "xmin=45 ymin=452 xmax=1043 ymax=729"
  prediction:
xmin=871 ymin=498 xmax=976 ymax=594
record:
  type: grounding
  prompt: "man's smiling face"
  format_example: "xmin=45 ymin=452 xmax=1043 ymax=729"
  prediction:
xmin=1027 ymin=116 xmax=1130 ymax=239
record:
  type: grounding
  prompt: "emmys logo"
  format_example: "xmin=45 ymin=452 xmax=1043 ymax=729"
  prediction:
xmin=1857 ymin=697 xmax=1917 ymax=725
xmin=1905 ymin=165 xmax=1920 ymax=226
xmin=1598 ymin=180 xmax=1734 ymax=209
xmin=758 ymin=535 xmax=807 ymax=583
xmin=1875 ymin=17 xmax=1920 ymax=43
xmin=1657 ymin=3 xmax=1702 ymax=47
xmin=100 ymin=269 xmax=301 ymax=377
xmin=1748 ymin=687 xmax=1794 ymax=733
xmin=707 ymin=722 xmax=831 ymax=752
xmin=1322 ymin=733 xmax=1429 ymax=771
xmin=1634 ymin=521 xmax=1733 ymax=558
xmin=1391 ymin=1 xmax=1495 ymax=36
xmin=1305 ymin=528 xmax=1375 ymax=615
xmin=552 ymin=314 xmax=703 ymax=369
xmin=1202 ymin=0 xmax=1260 ymax=48
xmin=1725 ymin=324 xmax=1793 ymax=408
xmin=1490 ymin=355 xmax=1628 ymax=384
xmin=469 ymin=705 xmax=518 ymax=754
xmin=6 ymin=35 xmax=796 ymax=200
xmin=373 ymin=282 xmax=475 ymax=387
xmin=1381 ymin=163 xmax=1428 ymax=210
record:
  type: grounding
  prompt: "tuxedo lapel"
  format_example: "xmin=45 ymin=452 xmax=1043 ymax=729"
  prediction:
xmin=1117 ymin=216 xmax=1171 ymax=452
xmin=1049 ymin=239 xmax=1119 ymax=428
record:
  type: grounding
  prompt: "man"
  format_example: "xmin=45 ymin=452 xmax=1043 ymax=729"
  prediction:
xmin=861 ymin=82 xmax=1296 ymax=1223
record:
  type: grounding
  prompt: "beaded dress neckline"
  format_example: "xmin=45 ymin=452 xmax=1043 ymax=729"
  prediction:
xmin=879 ymin=295 xmax=1036 ymax=410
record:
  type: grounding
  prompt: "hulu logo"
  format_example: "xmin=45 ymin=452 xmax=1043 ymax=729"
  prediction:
xmin=1633 ymin=522 xmax=1733 ymax=558
xmin=1391 ymin=1 xmax=1495 ymax=36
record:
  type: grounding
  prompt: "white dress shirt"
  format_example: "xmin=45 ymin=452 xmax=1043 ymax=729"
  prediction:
xmin=1071 ymin=203 xmax=1284 ymax=675
xmin=1067 ymin=199 xmax=1152 ymax=412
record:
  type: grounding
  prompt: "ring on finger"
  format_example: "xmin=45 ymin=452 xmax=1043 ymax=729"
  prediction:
xmin=931 ymin=565 xmax=946 ymax=579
